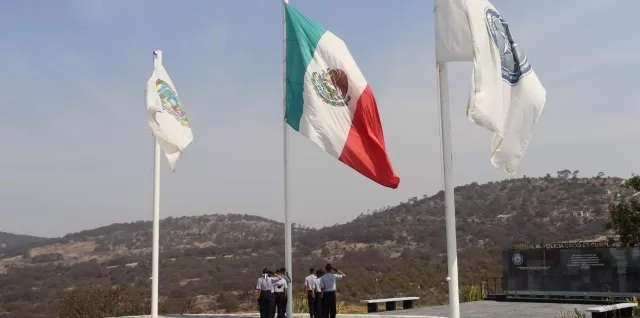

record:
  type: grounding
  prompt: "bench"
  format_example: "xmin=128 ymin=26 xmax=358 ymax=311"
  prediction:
xmin=360 ymin=297 xmax=419 ymax=313
xmin=585 ymin=303 xmax=637 ymax=318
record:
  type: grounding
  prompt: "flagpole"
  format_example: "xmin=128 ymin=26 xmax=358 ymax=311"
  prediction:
xmin=282 ymin=1 xmax=293 ymax=318
xmin=436 ymin=61 xmax=460 ymax=318
xmin=151 ymin=50 xmax=162 ymax=318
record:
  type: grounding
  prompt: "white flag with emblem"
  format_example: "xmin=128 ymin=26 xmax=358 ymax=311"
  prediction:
xmin=435 ymin=0 xmax=546 ymax=174
xmin=145 ymin=53 xmax=193 ymax=171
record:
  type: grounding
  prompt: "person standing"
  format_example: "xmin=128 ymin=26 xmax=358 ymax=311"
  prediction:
xmin=256 ymin=268 xmax=281 ymax=318
xmin=280 ymin=267 xmax=292 ymax=316
xmin=273 ymin=269 xmax=288 ymax=318
xmin=304 ymin=268 xmax=317 ymax=318
xmin=271 ymin=273 xmax=276 ymax=318
xmin=280 ymin=267 xmax=292 ymax=284
xmin=320 ymin=264 xmax=345 ymax=318
xmin=313 ymin=269 xmax=324 ymax=318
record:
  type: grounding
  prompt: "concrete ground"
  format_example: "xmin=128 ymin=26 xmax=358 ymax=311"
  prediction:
xmin=112 ymin=301 xmax=602 ymax=318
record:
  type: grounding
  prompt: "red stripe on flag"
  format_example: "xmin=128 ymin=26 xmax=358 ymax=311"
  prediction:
xmin=338 ymin=85 xmax=400 ymax=189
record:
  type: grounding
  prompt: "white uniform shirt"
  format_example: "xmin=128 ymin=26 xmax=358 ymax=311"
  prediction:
xmin=319 ymin=273 xmax=343 ymax=292
xmin=314 ymin=277 xmax=322 ymax=293
xmin=256 ymin=276 xmax=280 ymax=291
xmin=274 ymin=278 xmax=287 ymax=293
xmin=304 ymin=274 xmax=317 ymax=292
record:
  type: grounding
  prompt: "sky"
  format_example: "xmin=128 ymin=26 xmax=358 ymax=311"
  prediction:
xmin=0 ymin=0 xmax=638 ymax=237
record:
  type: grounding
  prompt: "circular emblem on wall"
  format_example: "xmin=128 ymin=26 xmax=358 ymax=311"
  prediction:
xmin=512 ymin=252 xmax=523 ymax=265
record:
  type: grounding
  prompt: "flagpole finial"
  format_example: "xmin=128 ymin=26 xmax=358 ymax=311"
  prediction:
xmin=153 ymin=50 xmax=162 ymax=64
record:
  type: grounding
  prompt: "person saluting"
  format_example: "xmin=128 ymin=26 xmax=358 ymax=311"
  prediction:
xmin=256 ymin=268 xmax=281 ymax=318
xmin=273 ymin=268 xmax=288 ymax=318
xmin=319 ymin=264 xmax=345 ymax=318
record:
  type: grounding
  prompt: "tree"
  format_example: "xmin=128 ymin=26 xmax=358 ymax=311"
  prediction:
xmin=571 ymin=170 xmax=579 ymax=179
xmin=557 ymin=169 xmax=571 ymax=179
xmin=596 ymin=172 xmax=605 ymax=179
xmin=605 ymin=174 xmax=640 ymax=246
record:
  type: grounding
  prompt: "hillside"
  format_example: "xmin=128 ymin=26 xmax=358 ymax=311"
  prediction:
xmin=0 ymin=232 xmax=50 ymax=255
xmin=0 ymin=172 xmax=632 ymax=317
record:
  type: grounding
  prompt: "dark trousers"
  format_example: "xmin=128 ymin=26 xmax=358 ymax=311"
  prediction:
xmin=323 ymin=291 xmax=336 ymax=318
xmin=274 ymin=292 xmax=286 ymax=318
xmin=259 ymin=291 xmax=275 ymax=318
xmin=307 ymin=291 xmax=315 ymax=318
xmin=314 ymin=292 xmax=323 ymax=318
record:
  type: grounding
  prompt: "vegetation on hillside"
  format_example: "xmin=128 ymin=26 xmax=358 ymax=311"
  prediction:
xmin=0 ymin=173 xmax=634 ymax=317
xmin=0 ymin=232 xmax=50 ymax=258
xmin=605 ymin=174 xmax=640 ymax=246
xmin=56 ymin=284 xmax=152 ymax=318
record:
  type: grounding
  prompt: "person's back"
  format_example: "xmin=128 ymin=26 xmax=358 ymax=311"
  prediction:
xmin=304 ymin=268 xmax=316 ymax=318
xmin=256 ymin=269 xmax=281 ymax=318
xmin=273 ymin=271 xmax=287 ymax=318
xmin=313 ymin=270 xmax=324 ymax=318
xmin=279 ymin=267 xmax=291 ymax=317
xmin=314 ymin=274 xmax=322 ymax=294
xmin=320 ymin=264 xmax=345 ymax=318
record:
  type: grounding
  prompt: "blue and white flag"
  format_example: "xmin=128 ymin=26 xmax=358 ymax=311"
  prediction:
xmin=435 ymin=0 xmax=546 ymax=174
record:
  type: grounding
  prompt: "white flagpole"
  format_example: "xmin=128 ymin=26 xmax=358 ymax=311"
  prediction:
xmin=151 ymin=50 xmax=162 ymax=318
xmin=282 ymin=1 xmax=293 ymax=318
xmin=436 ymin=61 xmax=460 ymax=318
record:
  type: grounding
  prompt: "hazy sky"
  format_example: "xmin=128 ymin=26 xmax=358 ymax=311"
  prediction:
xmin=1 ymin=0 xmax=638 ymax=237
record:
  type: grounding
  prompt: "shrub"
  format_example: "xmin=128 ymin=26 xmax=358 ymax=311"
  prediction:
xmin=625 ymin=295 xmax=640 ymax=316
xmin=292 ymin=294 xmax=344 ymax=313
xmin=460 ymin=284 xmax=484 ymax=302
xmin=218 ymin=292 xmax=240 ymax=312
xmin=292 ymin=296 xmax=308 ymax=313
xmin=31 ymin=253 xmax=64 ymax=264
xmin=56 ymin=284 xmax=151 ymax=318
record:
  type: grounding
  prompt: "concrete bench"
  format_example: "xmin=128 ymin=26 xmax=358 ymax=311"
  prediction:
xmin=585 ymin=303 xmax=637 ymax=318
xmin=360 ymin=297 xmax=419 ymax=313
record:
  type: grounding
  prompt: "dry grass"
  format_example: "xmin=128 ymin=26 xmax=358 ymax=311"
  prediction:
xmin=30 ymin=241 xmax=96 ymax=259
xmin=341 ymin=304 xmax=367 ymax=313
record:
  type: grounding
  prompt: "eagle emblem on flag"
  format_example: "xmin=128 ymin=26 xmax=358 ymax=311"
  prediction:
xmin=310 ymin=68 xmax=351 ymax=107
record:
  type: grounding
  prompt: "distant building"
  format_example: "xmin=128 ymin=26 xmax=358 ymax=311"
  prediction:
xmin=571 ymin=211 xmax=589 ymax=217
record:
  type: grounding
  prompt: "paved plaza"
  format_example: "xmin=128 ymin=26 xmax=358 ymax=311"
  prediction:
xmin=114 ymin=300 xmax=602 ymax=318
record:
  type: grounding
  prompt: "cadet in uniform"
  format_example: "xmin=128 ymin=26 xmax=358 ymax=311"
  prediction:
xmin=313 ymin=269 xmax=324 ymax=318
xmin=273 ymin=269 xmax=288 ymax=318
xmin=271 ymin=276 xmax=276 ymax=318
xmin=319 ymin=264 xmax=345 ymax=318
xmin=304 ymin=268 xmax=317 ymax=318
xmin=256 ymin=268 xmax=281 ymax=318
xmin=279 ymin=267 xmax=292 ymax=316
xmin=280 ymin=267 xmax=292 ymax=284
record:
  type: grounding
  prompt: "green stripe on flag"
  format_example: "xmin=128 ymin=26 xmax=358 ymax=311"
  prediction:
xmin=284 ymin=3 xmax=327 ymax=131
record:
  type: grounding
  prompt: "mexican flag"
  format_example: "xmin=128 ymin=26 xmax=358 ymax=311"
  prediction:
xmin=284 ymin=4 xmax=400 ymax=189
